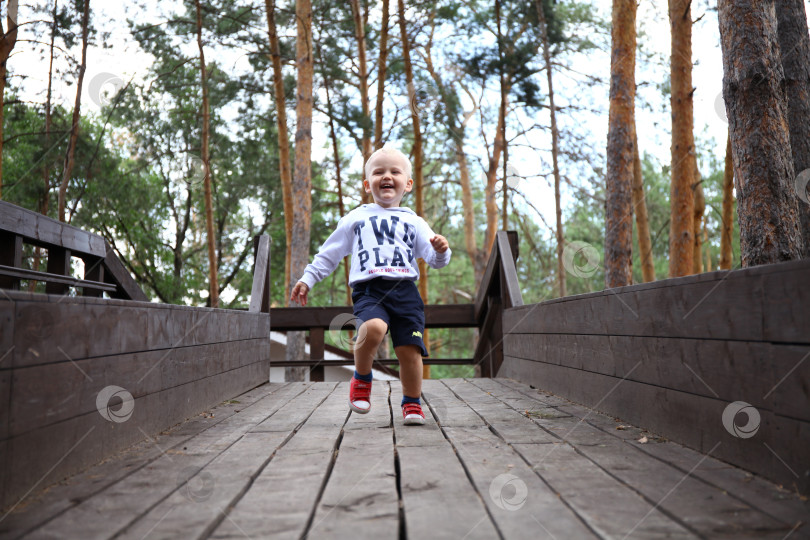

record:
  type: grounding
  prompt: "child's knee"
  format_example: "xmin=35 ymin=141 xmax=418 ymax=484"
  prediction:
xmin=358 ymin=318 xmax=387 ymax=346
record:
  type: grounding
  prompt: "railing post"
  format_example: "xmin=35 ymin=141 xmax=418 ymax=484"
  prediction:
xmin=45 ymin=247 xmax=71 ymax=295
xmin=0 ymin=231 xmax=22 ymax=290
xmin=309 ymin=327 xmax=325 ymax=382
xmin=82 ymin=255 xmax=105 ymax=297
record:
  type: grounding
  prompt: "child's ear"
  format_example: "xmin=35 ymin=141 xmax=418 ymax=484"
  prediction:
xmin=363 ymin=179 xmax=371 ymax=193
xmin=404 ymin=178 xmax=414 ymax=192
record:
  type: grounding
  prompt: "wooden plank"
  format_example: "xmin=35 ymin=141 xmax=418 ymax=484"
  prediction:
xmin=397 ymin=445 xmax=501 ymax=539
xmin=252 ymin=382 xmax=337 ymax=432
xmin=309 ymin=327 xmax=325 ymax=382
xmin=498 ymin=356 xmax=810 ymax=495
xmin=474 ymin=240 xmax=499 ymax=321
xmin=249 ymin=234 xmax=270 ymax=313
xmin=470 ymin=379 xmax=803 ymax=537
xmin=0 ymin=383 xmax=286 ymax=537
xmin=44 ymin=247 xmax=70 ymax=295
xmin=0 ymin=231 xmax=22 ymax=289
xmin=309 ymin=428 xmax=398 ymax=538
xmin=503 ymin=333 xmax=810 ymax=422
xmin=2 ymin=361 xmax=271 ymax=513
xmin=271 ymin=303 xmax=476 ymax=331
xmin=442 ymin=425 xmax=597 ymax=539
xmin=27 ymin=383 xmax=310 ymax=538
xmin=7 ymin=339 xmax=271 ymax=436
xmin=101 ymin=240 xmax=148 ymax=301
xmin=442 ymin=379 xmax=558 ymax=444
xmin=0 ymin=200 xmax=106 ymax=258
xmin=209 ymin=383 xmax=348 ymax=539
xmin=0 ymin=264 xmax=116 ymax=292
xmin=496 ymin=231 xmax=523 ymax=308
xmin=390 ymin=380 xmax=447 ymax=447
xmin=344 ymin=380 xmax=390 ymax=430
xmin=420 ymin=379 xmax=485 ymax=428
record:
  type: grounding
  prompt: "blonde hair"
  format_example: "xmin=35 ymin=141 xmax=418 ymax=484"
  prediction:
xmin=364 ymin=146 xmax=413 ymax=179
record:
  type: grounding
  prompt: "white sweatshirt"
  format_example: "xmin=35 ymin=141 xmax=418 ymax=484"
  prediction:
xmin=298 ymin=204 xmax=451 ymax=289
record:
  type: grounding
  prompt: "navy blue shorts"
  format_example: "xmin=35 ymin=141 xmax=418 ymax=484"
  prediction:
xmin=351 ymin=278 xmax=428 ymax=357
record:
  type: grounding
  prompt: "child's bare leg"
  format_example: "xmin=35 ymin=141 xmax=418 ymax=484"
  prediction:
xmin=395 ymin=344 xmax=423 ymax=398
xmin=354 ymin=318 xmax=387 ymax=375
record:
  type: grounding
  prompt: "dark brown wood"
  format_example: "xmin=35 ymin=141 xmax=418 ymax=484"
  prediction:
xmin=272 ymin=358 xmax=474 ymax=367
xmin=496 ymin=231 xmax=522 ymax=308
xmin=0 ymin=230 xmax=22 ymax=289
xmin=309 ymin=326 xmax=324 ymax=382
xmin=44 ymin=247 xmax=71 ymax=295
xmin=81 ymin=255 xmax=104 ymax=297
xmin=271 ymin=303 xmax=476 ymax=331
xmin=250 ymin=234 xmax=271 ymax=313
xmin=0 ymin=200 xmax=106 ymax=257
xmin=0 ymin=265 xmax=115 ymax=293
xmin=101 ymin=241 xmax=148 ymax=301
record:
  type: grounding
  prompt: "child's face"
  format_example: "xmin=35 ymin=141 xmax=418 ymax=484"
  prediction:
xmin=363 ymin=152 xmax=413 ymax=208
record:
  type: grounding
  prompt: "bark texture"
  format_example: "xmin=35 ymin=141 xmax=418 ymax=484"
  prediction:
xmin=632 ymin=131 xmax=655 ymax=282
xmin=692 ymin=176 xmax=705 ymax=274
xmin=0 ymin=0 xmax=18 ymax=198
xmin=373 ymin=0 xmax=389 ymax=150
xmin=604 ymin=0 xmax=636 ymax=288
xmin=195 ymin=0 xmax=218 ymax=307
xmin=286 ymin=0 xmax=314 ymax=380
xmin=58 ymin=0 xmax=90 ymax=222
xmin=719 ymin=134 xmax=735 ymax=269
xmin=718 ymin=0 xmax=803 ymax=266
xmin=776 ymin=0 xmax=810 ymax=257
xmin=667 ymin=0 xmax=696 ymax=277
xmin=265 ymin=0 xmax=294 ymax=302
xmin=398 ymin=0 xmax=430 ymax=376
xmin=536 ymin=0 xmax=566 ymax=297
xmin=351 ymin=0 xmax=372 ymax=204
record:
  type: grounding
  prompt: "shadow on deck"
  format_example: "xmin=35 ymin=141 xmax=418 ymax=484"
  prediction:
xmin=1 ymin=378 xmax=806 ymax=539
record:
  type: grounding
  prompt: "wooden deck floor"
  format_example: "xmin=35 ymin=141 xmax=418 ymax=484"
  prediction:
xmin=1 ymin=378 xmax=807 ymax=539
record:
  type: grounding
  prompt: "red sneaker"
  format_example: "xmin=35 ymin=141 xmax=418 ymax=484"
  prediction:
xmin=349 ymin=376 xmax=371 ymax=414
xmin=402 ymin=402 xmax=425 ymax=425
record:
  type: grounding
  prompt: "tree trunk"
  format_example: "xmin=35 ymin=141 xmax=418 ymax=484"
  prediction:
xmin=373 ymin=0 xmax=389 ymax=150
xmin=718 ymin=0 xmax=803 ymax=266
xmin=535 ymin=0 xmax=566 ymax=296
xmin=483 ymin=85 xmax=508 ymax=259
xmin=58 ymin=0 xmax=89 ymax=222
xmin=31 ymin=0 xmax=57 ymax=290
xmin=265 ymin=0 xmax=294 ymax=302
xmin=719 ymin=133 xmax=735 ymax=269
xmin=398 ymin=0 xmax=429 ymax=378
xmin=286 ymin=0 xmax=313 ymax=381
xmin=350 ymin=0 xmax=372 ymax=204
xmin=195 ymin=0 xmax=218 ymax=308
xmin=605 ymin=0 xmax=636 ymax=288
xmin=632 ymin=130 xmax=655 ymax=282
xmin=423 ymin=36 xmax=484 ymax=286
xmin=775 ymin=0 xmax=810 ymax=257
xmin=692 ymin=176 xmax=705 ymax=274
xmin=667 ymin=0 xmax=696 ymax=277
xmin=0 ymin=0 xmax=18 ymax=199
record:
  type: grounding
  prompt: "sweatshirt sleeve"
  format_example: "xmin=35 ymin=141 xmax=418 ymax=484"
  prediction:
xmin=298 ymin=216 xmax=353 ymax=289
xmin=415 ymin=218 xmax=451 ymax=269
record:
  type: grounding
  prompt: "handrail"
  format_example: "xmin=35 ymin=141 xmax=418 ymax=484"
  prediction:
xmin=0 ymin=200 xmax=147 ymax=300
xmin=249 ymin=234 xmax=271 ymax=313
xmin=472 ymin=230 xmax=521 ymax=377
xmin=269 ymin=230 xmax=520 ymax=380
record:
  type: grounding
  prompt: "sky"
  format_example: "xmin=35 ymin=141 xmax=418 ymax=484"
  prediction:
xmin=9 ymin=1 xmax=810 ymax=238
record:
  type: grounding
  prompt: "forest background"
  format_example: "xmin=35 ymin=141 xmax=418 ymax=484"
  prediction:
xmin=3 ymin=0 xmax=806 ymax=377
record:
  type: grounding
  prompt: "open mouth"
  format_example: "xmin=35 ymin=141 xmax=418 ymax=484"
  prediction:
xmin=380 ymin=183 xmax=394 ymax=190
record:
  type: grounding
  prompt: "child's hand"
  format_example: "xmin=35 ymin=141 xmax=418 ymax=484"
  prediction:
xmin=430 ymin=235 xmax=449 ymax=253
xmin=290 ymin=281 xmax=310 ymax=306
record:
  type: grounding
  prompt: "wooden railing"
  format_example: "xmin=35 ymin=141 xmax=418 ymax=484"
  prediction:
xmin=270 ymin=230 xmax=521 ymax=380
xmin=0 ymin=200 xmax=147 ymax=300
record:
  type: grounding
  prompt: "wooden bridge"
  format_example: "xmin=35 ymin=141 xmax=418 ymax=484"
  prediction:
xmin=0 ymin=201 xmax=808 ymax=538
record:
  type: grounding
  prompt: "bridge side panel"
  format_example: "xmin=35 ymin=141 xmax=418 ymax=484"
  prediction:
xmin=0 ymin=292 xmax=270 ymax=512
xmin=500 ymin=259 xmax=810 ymax=495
